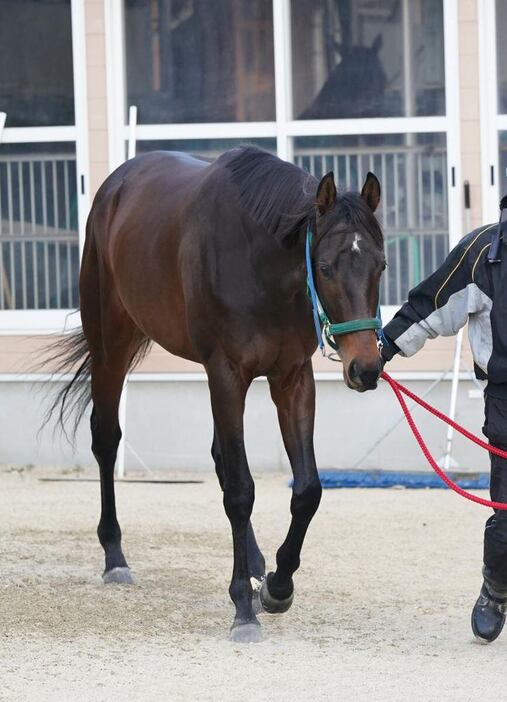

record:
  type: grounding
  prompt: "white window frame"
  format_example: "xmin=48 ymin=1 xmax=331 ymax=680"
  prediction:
xmin=478 ymin=0 xmax=503 ymax=223
xmin=106 ymin=0 xmax=461 ymax=323
xmin=0 ymin=0 xmax=89 ymax=335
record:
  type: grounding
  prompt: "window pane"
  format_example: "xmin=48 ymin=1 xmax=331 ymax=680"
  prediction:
xmin=135 ymin=138 xmax=277 ymax=160
xmin=497 ymin=2 xmax=507 ymax=113
xmin=292 ymin=0 xmax=445 ymax=120
xmin=293 ymin=133 xmax=448 ymax=304
xmin=125 ymin=0 xmax=275 ymax=124
xmin=0 ymin=0 xmax=74 ymax=127
xmin=0 ymin=143 xmax=79 ymax=310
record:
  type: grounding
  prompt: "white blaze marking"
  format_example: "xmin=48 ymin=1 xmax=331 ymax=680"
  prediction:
xmin=352 ymin=233 xmax=362 ymax=253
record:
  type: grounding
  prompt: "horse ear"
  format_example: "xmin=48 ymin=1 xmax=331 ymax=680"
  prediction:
xmin=372 ymin=34 xmax=382 ymax=53
xmin=361 ymin=172 xmax=381 ymax=212
xmin=316 ymin=172 xmax=337 ymax=215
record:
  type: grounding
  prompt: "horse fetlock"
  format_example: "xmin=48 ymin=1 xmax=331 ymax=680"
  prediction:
xmin=291 ymin=480 xmax=322 ymax=519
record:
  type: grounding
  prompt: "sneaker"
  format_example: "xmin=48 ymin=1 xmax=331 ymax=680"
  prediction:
xmin=471 ymin=583 xmax=507 ymax=643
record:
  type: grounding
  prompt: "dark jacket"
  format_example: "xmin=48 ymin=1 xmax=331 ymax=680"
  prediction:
xmin=382 ymin=223 xmax=507 ymax=398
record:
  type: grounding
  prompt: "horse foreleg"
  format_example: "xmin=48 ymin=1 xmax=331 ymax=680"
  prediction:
xmin=211 ymin=427 xmax=266 ymax=581
xmin=90 ymin=361 xmax=132 ymax=584
xmin=207 ymin=359 xmax=261 ymax=642
xmin=262 ymin=361 xmax=322 ymax=613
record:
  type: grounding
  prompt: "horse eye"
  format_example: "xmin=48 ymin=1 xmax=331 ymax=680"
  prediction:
xmin=319 ymin=264 xmax=331 ymax=278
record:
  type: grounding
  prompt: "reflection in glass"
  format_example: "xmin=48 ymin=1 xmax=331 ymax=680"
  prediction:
xmin=294 ymin=134 xmax=448 ymax=304
xmin=0 ymin=144 xmax=79 ymax=310
xmin=0 ymin=0 xmax=74 ymax=127
xmin=134 ymin=138 xmax=277 ymax=161
xmin=292 ymin=0 xmax=445 ymax=120
xmin=125 ymin=0 xmax=275 ymax=124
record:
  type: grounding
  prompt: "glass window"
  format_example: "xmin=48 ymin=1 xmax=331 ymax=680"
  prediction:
xmin=134 ymin=138 xmax=277 ymax=160
xmin=0 ymin=143 xmax=79 ymax=310
xmin=125 ymin=0 xmax=276 ymax=124
xmin=293 ymin=133 xmax=448 ymax=304
xmin=291 ymin=0 xmax=445 ymax=120
xmin=0 ymin=0 xmax=74 ymax=127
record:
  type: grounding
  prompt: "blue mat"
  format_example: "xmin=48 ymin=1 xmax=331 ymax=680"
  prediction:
xmin=313 ymin=469 xmax=490 ymax=490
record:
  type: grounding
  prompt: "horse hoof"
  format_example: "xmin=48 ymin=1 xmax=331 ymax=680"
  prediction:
xmin=102 ymin=567 xmax=134 ymax=585
xmin=229 ymin=622 xmax=263 ymax=644
xmin=259 ymin=573 xmax=294 ymax=614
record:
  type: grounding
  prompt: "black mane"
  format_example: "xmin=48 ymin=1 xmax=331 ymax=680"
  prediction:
xmin=222 ymin=145 xmax=383 ymax=247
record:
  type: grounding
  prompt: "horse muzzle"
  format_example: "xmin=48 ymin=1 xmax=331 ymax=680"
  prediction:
xmin=346 ymin=358 xmax=382 ymax=392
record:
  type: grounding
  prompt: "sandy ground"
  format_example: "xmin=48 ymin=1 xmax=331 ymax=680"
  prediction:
xmin=0 ymin=466 xmax=505 ymax=702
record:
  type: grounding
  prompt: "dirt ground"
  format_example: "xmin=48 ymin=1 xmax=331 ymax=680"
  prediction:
xmin=0 ymin=465 xmax=505 ymax=701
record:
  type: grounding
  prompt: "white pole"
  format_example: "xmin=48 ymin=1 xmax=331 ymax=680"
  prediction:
xmin=127 ymin=105 xmax=137 ymax=160
xmin=116 ymin=381 xmax=128 ymax=479
xmin=440 ymin=182 xmax=472 ymax=470
xmin=0 ymin=112 xmax=6 ymax=141
xmin=442 ymin=328 xmax=463 ymax=471
xmin=115 ymin=105 xmax=138 ymax=480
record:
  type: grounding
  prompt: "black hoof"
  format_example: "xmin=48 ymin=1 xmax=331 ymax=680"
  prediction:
xmin=472 ymin=584 xmax=507 ymax=643
xmin=229 ymin=621 xmax=262 ymax=643
xmin=102 ymin=567 xmax=134 ymax=585
xmin=259 ymin=572 xmax=294 ymax=614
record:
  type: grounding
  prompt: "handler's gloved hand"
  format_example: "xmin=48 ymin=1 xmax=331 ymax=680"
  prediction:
xmin=379 ymin=333 xmax=399 ymax=368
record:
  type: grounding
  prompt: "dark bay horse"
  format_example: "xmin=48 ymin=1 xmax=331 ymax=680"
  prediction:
xmin=50 ymin=146 xmax=385 ymax=642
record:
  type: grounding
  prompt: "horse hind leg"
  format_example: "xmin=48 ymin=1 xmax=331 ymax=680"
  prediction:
xmin=81 ymin=242 xmax=144 ymax=583
xmin=90 ymin=354 xmax=134 ymax=584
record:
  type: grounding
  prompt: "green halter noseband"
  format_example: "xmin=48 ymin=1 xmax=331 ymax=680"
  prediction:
xmin=305 ymin=225 xmax=382 ymax=353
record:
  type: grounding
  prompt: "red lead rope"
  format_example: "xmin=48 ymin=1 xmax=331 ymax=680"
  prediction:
xmin=380 ymin=371 xmax=507 ymax=510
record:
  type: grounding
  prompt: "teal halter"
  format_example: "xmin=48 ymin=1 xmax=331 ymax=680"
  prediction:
xmin=305 ymin=224 xmax=382 ymax=354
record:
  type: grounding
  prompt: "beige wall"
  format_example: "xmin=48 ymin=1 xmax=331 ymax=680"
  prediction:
xmin=458 ymin=0 xmax=483 ymax=230
xmin=85 ymin=0 xmax=109 ymax=200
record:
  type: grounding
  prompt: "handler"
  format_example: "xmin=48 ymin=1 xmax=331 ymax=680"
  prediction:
xmin=381 ymin=203 xmax=507 ymax=644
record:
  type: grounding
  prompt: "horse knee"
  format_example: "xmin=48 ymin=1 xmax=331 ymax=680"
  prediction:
xmin=223 ymin=479 xmax=255 ymax=525
xmin=291 ymin=478 xmax=322 ymax=521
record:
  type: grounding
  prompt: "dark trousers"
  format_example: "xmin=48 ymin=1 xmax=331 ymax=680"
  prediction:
xmin=483 ymin=394 xmax=507 ymax=590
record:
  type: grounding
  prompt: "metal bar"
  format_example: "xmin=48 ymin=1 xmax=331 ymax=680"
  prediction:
xmin=7 ymin=161 xmax=13 ymax=235
xmin=52 ymin=160 xmax=58 ymax=232
xmin=393 ymin=154 xmax=400 ymax=229
xmin=21 ymin=241 xmax=27 ymax=308
xmin=33 ymin=241 xmax=38 ymax=309
xmin=67 ymin=241 xmax=72 ymax=307
xmin=18 ymin=161 xmax=24 ymax=235
xmin=55 ymin=241 xmax=61 ymax=308
xmin=29 ymin=161 xmax=35 ymax=233
xmin=44 ymin=241 xmax=49 ymax=308
xmin=64 ymin=160 xmax=70 ymax=231
xmin=430 ymin=154 xmax=436 ymax=228
xmin=9 ymin=240 xmax=15 ymax=307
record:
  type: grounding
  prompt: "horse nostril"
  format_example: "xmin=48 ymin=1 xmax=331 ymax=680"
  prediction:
xmin=348 ymin=359 xmax=360 ymax=381
xmin=348 ymin=359 xmax=381 ymax=389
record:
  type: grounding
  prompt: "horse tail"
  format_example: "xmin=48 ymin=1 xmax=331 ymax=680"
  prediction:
xmin=40 ymin=328 xmax=153 ymax=443
xmin=40 ymin=328 xmax=92 ymax=443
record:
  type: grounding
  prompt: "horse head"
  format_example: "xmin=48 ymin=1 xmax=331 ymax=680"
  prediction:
xmin=300 ymin=34 xmax=388 ymax=119
xmin=312 ymin=171 xmax=385 ymax=391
